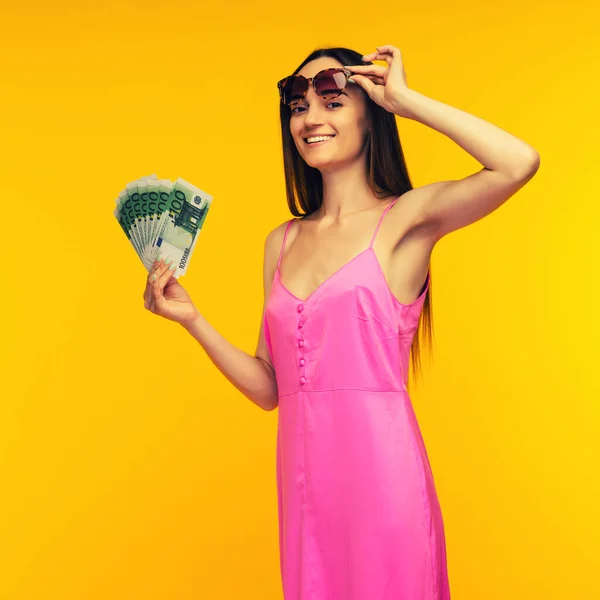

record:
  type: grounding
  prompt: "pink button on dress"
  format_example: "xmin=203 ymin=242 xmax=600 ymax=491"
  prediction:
xmin=264 ymin=198 xmax=451 ymax=600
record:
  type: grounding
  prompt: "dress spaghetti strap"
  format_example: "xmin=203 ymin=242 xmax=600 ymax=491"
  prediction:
xmin=277 ymin=219 xmax=295 ymax=272
xmin=369 ymin=197 xmax=398 ymax=249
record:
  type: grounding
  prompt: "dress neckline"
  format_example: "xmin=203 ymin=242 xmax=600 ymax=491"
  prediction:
xmin=276 ymin=247 xmax=429 ymax=308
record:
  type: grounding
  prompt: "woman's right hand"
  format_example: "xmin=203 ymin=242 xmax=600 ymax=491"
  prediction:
xmin=143 ymin=256 xmax=199 ymax=326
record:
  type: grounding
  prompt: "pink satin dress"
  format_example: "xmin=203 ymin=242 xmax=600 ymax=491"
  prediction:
xmin=264 ymin=198 xmax=451 ymax=599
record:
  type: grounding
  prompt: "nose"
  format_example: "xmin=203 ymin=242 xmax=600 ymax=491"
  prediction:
xmin=304 ymin=108 xmax=323 ymax=127
xmin=302 ymin=89 xmax=326 ymax=126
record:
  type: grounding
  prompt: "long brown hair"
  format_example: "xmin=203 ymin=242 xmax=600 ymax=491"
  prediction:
xmin=278 ymin=46 xmax=434 ymax=389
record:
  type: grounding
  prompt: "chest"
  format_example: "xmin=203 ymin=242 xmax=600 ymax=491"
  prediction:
xmin=279 ymin=228 xmax=431 ymax=307
xmin=283 ymin=237 xmax=373 ymax=298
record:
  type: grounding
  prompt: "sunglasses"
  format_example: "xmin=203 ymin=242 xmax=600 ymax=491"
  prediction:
xmin=277 ymin=68 xmax=355 ymax=105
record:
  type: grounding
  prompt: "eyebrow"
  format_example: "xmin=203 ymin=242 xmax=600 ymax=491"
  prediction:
xmin=293 ymin=91 xmax=349 ymax=103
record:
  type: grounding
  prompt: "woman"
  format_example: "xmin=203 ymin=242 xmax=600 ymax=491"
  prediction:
xmin=144 ymin=45 xmax=539 ymax=599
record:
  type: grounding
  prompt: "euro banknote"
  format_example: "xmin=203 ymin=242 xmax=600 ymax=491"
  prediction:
xmin=113 ymin=175 xmax=212 ymax=278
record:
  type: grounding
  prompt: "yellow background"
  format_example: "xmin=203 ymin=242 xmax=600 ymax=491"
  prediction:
xmin=1 ymin=0 xmax=598 ymax=598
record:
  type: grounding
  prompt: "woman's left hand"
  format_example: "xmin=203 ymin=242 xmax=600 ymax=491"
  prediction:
xmin=346 ymin=45 xmax=412 ymax=118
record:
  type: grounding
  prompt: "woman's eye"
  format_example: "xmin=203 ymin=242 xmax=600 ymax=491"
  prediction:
xmin=291 ymin=102 xmax=342 ymax=115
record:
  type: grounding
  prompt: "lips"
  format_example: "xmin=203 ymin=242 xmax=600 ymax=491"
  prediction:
xmin=304 ymin=135 xmax=336 ymax=146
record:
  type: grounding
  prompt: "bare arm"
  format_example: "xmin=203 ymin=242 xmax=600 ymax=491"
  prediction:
xmin=180 ymin=224 xmax=286 ymax=411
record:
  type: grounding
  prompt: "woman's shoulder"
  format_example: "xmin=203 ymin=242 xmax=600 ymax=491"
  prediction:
xmin=267 ymin=217 xmax=294 ymax=240
xmin=264 ymin=218 xmax=295 ymax=257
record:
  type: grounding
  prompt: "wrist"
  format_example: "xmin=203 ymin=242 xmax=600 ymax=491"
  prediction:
xmin=180 ymin=308 xmax=202 ymax=330
xmin=392 ymin=88 xmax=420 ymax=120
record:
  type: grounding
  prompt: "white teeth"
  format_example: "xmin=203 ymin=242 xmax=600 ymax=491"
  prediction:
xmin=306 ymin=135 xmax=335 ymax=144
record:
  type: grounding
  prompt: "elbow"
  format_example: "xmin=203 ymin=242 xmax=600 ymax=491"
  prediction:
xmin=526 ymin=152 xmax=541 ymax=174
xmin=516 ymin=152 xmax=541 ymax=179
xmin=254 ymin=357 xmax=278 ymax=411
xmin=262 ymin=396 xmax=279 ymax=411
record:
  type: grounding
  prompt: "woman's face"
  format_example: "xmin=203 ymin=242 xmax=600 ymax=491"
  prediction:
xmin=288 ymin=57 xmax=371 ymax=172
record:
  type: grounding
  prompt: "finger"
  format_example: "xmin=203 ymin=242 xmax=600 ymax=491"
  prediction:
xmin=156 ymin=257 xmax=174 ymax=280
xmin=373 ymin=44 xmax=400 ymax=54
xmin=346 ymin=64 xmax=387 ymax=78
xmin=149 ymin=280 xmax=165 ymax=313
xmin=363 ymin=52 xmax=393 ymax=67
xmin=145 ymin=261 xmax=165 ymax=298
xmin=149 ymin=257 xmax=173 ymax=296
xmin=364 ymin=45 xmax=400 ymax=58
xmin=146 ymin=261 xmax=161 ymax=298
xmin=149 ymin=254 xmax=165 ymax=276
xmin=160 ymin=260 xmax=177 ymax=285
xmin=349 ymin=70 xmax=385 ymax=83
xmin=149 ymin=256 xmax=172 ymax=281
xmin=363 ymin=45 xmax=400 ymax=67
xmin=349 ymin=74 xmax=378 ymax=98
xmin=145 ymin=272 xmax=153 ymax=306
xmin=364 ymin=73 xmax=385 ymax=83
xmin=375 ymin=45 xmax=405 ymax=77
xmin=352 ymin=75 xmax=385 ymax=87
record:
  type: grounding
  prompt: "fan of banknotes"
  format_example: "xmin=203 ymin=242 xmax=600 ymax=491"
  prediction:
xmin=113 ymin=174 xmax=213 ymax=278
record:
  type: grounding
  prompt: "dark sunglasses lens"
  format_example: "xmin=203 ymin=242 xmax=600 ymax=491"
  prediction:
xmin=280 ymin=76 xmax=308 ymax=104
xmin=314 ymin=69 xmax=347 ymax=98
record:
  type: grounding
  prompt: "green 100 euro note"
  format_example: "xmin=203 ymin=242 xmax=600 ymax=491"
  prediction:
xmin=113 ymin=175 xmax=213 ymax=278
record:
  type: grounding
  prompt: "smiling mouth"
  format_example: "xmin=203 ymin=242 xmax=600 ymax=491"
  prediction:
xmin=304 ymin=135 xmax=336 ymax=146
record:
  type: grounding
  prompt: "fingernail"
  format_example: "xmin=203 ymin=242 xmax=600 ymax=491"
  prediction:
xmin=151 ymin=274 xmax=157 ymax=282
xmin=169 ymin=263 xmax=176 ymax=270
xmin=157 ymin=254 xmax=163 ymax=262
xmin=165 ymin=257 xmax=172 ymax=265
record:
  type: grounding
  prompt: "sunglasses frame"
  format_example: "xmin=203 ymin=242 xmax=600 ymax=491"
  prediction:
xmin=277 ymin=68 xmax=355 ymax=105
